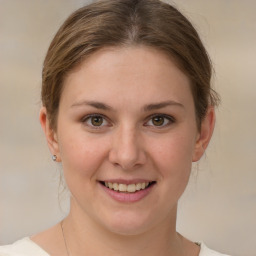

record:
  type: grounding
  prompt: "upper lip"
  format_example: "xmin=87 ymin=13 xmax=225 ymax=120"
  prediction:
xmin=99 ymin=179 xmax=155 ymax=185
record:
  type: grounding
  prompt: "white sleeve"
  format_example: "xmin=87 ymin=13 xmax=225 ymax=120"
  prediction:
xmin=0 ymin=237 xmax=49 ymax=256
xmin=199 ymin=242 xmax=231 ymax=256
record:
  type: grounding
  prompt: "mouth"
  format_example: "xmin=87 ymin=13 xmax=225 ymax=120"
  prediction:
xmin=99 ymin=181 xmax=156 ymax=193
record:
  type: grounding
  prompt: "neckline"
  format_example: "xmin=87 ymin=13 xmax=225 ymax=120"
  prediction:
xmin=26 ymin=237 xmax=205 ymax=256
xmin=25 ymin=237 xmax=50 ymax=256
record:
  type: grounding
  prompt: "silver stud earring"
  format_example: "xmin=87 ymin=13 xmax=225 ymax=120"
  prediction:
xmin=52 ymin=155 xmax=57 ymax=161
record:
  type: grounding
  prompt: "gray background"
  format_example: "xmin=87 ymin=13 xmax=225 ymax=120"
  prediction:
xmin=0 ymin=1 xmax=256 ymax=255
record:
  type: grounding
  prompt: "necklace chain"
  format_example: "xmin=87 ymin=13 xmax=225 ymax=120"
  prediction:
xmin=61 ymin=220 xmax=71 ymax=256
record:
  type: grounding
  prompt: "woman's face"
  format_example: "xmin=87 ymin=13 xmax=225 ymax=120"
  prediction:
xmin=41 ymin=46 xmax=213 ymax=235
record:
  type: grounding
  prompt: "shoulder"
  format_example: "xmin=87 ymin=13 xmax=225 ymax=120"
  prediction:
xmin=0 ymin=237 xmax=49 ymax=256
xmin=199 ymin=242 xmax=231 ymax=256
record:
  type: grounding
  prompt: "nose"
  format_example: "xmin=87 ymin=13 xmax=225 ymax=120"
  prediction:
xmin=108 ymin=126 xmax=147 ymax=170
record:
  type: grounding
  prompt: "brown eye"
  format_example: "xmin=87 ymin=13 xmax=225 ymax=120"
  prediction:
xmin=91 ymin=116 xmax=103 ymax=126
xmin=152 ymin=116 xmax=165 ymax=126
xmin=82 ymin=115 xmax=108 ymax=128
xmin=145 ymin=114 xmax=174 ymax=128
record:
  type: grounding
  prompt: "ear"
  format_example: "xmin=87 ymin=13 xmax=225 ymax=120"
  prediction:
xmin=192 ymin=107 xmax=216 ymax=162
xmin=39 ymin=107 xmax=61 ymax=162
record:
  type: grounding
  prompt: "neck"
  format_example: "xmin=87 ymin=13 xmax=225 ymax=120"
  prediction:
xmin=62 ymin=199 xmax=186 ymax=256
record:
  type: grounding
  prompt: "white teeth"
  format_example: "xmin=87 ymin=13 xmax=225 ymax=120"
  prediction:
xmin=136 ymin=183 xmax=142 ymax=190
xmin=113 ymin=183 xmax=118 ymax=191
xmin=104 ymin=181 xmax=152 ymax=193
xmin=108 ymin=182 xmax=113 ymax=189
xmin=119 ymin=184 xmax=127 ymax=192
xmin=127 ymin=184 xmax=136 ymax=193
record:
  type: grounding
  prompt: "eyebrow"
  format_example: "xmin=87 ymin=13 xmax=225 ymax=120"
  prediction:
xmin=71 ymin=100 xmax=113 ymax=110
xmin=71 ymin=100 xmax=184 ymax=111
xmin=143 ymin=100 xmax=184 ymax=111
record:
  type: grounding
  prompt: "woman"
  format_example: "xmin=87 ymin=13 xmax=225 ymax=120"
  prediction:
xmin=0 ymin=0 xmax=230 ymax=255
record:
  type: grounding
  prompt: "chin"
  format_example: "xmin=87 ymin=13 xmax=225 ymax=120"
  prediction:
xmin=99 ymin=209 xmax=157 ymax=236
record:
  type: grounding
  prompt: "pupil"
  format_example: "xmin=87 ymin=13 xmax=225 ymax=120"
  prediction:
xmin=153 ymin=116 xmax=164 ymax=126
xmin=92 ymin=116 xmax=103 ymax=126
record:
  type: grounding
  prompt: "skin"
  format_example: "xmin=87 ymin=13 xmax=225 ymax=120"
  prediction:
xmin=37 ymin=46 xmax=215 ymax=256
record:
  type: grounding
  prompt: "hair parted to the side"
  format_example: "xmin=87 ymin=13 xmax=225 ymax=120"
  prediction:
xmin=41 ymin=0 xmax=219 ymax=130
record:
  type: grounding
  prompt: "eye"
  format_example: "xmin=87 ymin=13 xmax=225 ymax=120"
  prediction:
xmin=145 ymin=114 xmax=174 ymax=127
xmin=82 ymin=114 xmax=109 ymax=128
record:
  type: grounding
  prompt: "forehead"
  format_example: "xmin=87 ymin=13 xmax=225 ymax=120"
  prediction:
xmin=61 ymin=46 xmax=193 ymax=108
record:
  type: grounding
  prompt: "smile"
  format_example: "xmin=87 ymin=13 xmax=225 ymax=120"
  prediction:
xmin=99 ymin=180 xmax=156 ymax=202
xmin=102 ymin=181 xmax=156 ymax=193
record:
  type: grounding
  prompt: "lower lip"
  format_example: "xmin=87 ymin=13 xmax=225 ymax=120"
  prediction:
xmin=99 ymin=182 xmax=155 ymax=203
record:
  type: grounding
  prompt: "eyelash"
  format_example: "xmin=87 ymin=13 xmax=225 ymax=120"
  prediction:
xmin=144 ymin=114 xmax=175 ymax=128
xmin=81 ymin=113 xmax=175 ymax=129
xmin=81 ymin=114 xmax=110 ymax=129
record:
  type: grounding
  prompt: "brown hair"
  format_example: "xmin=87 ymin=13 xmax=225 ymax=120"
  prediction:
xmin=41 ymin=0 xmax=219 ymax=130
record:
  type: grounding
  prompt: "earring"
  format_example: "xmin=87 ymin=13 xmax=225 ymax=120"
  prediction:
xmin=52 ymin=155 xmax=57 ymax=161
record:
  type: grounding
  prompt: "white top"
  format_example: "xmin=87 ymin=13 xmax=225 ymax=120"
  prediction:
xmin=0 ymin=237 xmax=230 ymax=256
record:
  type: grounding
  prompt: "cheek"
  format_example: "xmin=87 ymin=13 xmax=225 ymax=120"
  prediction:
xmin=152 ymin=132 xmax=195 ymax=163
xmin=149 ymin=132 xmax=195 ymax=185
xmin=57 ymin=129 xmax=109 ymax=180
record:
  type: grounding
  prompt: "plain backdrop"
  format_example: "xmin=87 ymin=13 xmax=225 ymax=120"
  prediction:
xmin=0 ymin=1 xmax=256 ymax=255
